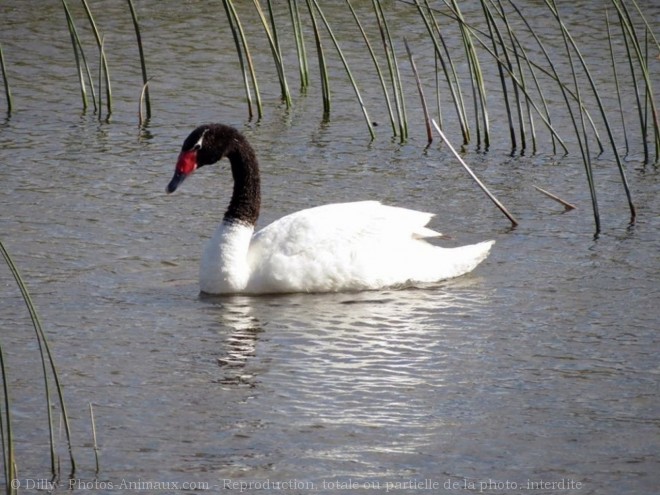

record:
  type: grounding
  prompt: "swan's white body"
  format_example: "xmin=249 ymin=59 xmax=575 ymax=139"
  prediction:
xmin=200 ymin=200 xmax=494 ymax=294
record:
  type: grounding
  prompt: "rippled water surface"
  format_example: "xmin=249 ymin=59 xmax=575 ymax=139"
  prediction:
xmin=1 ymin=1 xmax=659 ymax=494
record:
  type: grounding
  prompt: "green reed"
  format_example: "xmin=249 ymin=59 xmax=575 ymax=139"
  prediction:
xmin=606 ymin=10 xmax=629 ymax=156
xmin=373 ymin=0 xmax=408 ymax=141
xmin=214 ymin=0 xmax=655 ymax=230
xmin=416 ymin=0 xmax=470 ymax=144
xmin=449 ymin=0 xmax=490 ymax=149
xmin=309 ymin=0 xmax=375 ymax=138
xmin=305 ymin=0 xmax=330 ymax=117
xmin=223 ymin=0 xmax=263 ymax=120
xmin=0 ymin=241 xmax=76 ymax=480
xmin=253 ymin=0 xmax=292 ymax=107
xmin=81 ymin=0 xmax=112 ymax=117
xmin=346 ymin=0 xmax=397 ymax=135
xmin=404 ymin=39 xmax=433 ymax=145
xmin=0 ymin=44 xmax=12 ymax=115
xmin=62 ymin=0 xmax=98 ymax=113
xmin=612 ymin=0 xmax=659 ymax=163
xmin=0 ymin=337 xmax=17 ymax=495
xmin=127 ymin=0 xmax=150 ymax=122
xmin=289 ymin=0 xmax=309 ymax=90
xmin=28 ymin=0 xmax=655 ymax=231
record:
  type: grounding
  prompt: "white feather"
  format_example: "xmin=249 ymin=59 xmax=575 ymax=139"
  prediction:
xmin=200 ymin=201 xmax=494 ymax=294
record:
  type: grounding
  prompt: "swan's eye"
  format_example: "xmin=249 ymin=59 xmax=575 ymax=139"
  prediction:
xmin=191 ymin=128 xmax=209 ymax=152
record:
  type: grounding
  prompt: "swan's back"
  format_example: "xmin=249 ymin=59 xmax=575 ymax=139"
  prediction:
xmin=244 ymin=201 xmax=493 ymax=293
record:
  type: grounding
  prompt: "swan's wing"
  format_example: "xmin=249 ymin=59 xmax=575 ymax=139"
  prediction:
xmin=252 ymin=201 xmax=440 ymax=252
xmin=246 ymin=201 xmax=446 ymax=292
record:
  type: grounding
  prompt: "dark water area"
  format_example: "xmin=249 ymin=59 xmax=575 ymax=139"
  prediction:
xmin=1 ymin=1 xmax=658 ymax=494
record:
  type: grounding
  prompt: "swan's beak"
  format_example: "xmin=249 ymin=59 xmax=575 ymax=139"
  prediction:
xmin=166 ymin=170 xmax=186 ymax=194
xmin=166 ymin=150 xmax=198 ymax=194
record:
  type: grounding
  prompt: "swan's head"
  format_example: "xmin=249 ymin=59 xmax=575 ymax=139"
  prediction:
xmin=166 ymin=124 xmax=237 ymax=194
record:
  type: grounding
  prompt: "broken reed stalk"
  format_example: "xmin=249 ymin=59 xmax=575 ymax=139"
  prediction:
xmin=0 ymin=240 xmax=76 ymax=476
xmin=346 ymin=0 xmax=397 ymax=136
xmin=0 ymin=44 xmax=11 ymax=115
xmin=309 ymin=0 xmax=375 ymax=139
xmin=138 ymin=80 xmax=150 ymax=127
xmin=89 ymin=403 xmax=100 ymax=474
xmin=533 ymin=185 xmax=577 ymax=211
xmin=432 ymin=119 xmax=519 ymax=227
xmin=223 ymin=0 xmax=262 ymax=120
xmin=404 ymin=38 xmax=432 ymax=145
xmin=127 ymin=0 xmax=150 ymax=120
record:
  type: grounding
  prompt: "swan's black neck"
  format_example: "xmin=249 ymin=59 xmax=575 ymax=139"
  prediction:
xmin=224 ymin=133 xmax=261 ymax=226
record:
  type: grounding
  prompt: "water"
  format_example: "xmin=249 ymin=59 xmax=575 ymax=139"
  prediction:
xmin=1 ymin=1 xmax=659 ymax=494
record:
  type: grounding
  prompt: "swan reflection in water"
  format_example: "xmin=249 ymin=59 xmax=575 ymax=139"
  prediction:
xmin=202 ymin=282 xmax=492 ymax=403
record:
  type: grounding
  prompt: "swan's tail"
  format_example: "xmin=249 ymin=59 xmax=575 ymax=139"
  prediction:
xmin=426 ymin=239 xmax=495 ymax=281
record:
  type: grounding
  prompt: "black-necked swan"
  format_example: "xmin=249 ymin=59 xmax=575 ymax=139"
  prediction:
xmin=166 ymin=123 xmax=494 ymax=295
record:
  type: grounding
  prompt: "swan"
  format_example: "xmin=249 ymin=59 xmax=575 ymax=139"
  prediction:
xmin=166 ymin=124 xmax=494 ymax=295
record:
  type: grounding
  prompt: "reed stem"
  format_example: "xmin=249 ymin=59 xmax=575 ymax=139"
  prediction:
xmin=373 ymin=0 xmax=407 ymax=141
xmin=612 ymin=0 xmax=659 ymax=163
xmin=138 ymin=80 xmax=150 ymax=127
xmin=448 ymin=0 xmax=490 ymax=149
xmin=127 ymin=0 xmax=150 ymax=120
xmin=0 ymin=240 xmax=76 ymax=476
xmin=404 ymin=38 xmax=432 ymax=145
xmin=81 ymin=0 xmax=112 ymax=117
xmin=0 ymin=338 xmax=17 ymax=495
xmin=223 ymin=0 xmax=262 ymax=119
xmin=417 ymin=0 xmax=469 ymax=144
xmin=305 ymin=0 xmax=330 ymax=117
xmin=346 ymin=0 xmax=396 ymax=136
xmin=309 ymin=0 xmax=375 ymax=139
xmin=288 ymin=0 xmax=309 ymax=90
xmin=0 ymin=44 xmax=12 ymax=115
xmin=432 ymin=119 xmax=518 ymax=227
xmin=89 ymin=403 xmax=100 ymax=475
xmin=61 ymin=0 xmax=97 ymax=112
xmin=481 ymin=0 xmax=515 ymax=151
xmin=547 ymin=0 xmax=599 ymax=232
xmin=252 ymin=0 xmax=292 ymax=107
xmin=533 ymin=185 xmax=577 ymax=211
